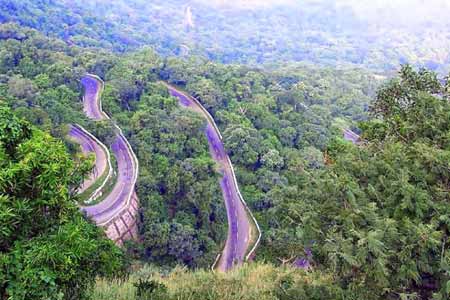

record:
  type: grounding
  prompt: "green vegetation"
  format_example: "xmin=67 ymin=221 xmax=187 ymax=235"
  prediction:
xmin=0 ymin=23 xmax=228 ymax=269
xmin=124 ymin=84 xmax=227 ymax=268
xmin=159 ymin=56 xmax=378 ymax=264
xmin=93 ymin=263 xmax=342 ymax=300
xmin=0 ymin=22 xmax=375 ymax=268
xmin=1 ymin=0 xmax=449 ymax=72
xmin=0 ymin=107 xmax=126 ymax=299
xmin=93 ymin=65 xmax=450 ymax=300
xmin=1 ymin=6 xmax=450 ymax=297
xmin=264 ymin=66 xmax=450 ymax=299
xmin=0 ymin=22 xmax=377 ymax=268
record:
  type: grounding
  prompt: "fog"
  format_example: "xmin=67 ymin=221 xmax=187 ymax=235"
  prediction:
xmin=190 ymin=0 xmax=450 ymax=26
xmin=339 ymin=0 xmax=450 ymax=26
xmin=192 ymin=0 xmax=297 ymax=9
xmin=193 ymin=0 xmax=450 ymax=24
xmin=54 ymin=0 xmax=450 ymax=71
xmin=194 ymin=0 xmax=450 ymax=9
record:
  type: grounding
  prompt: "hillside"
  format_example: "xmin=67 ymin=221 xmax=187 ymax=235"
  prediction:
xmin=1 ymin=1 xmax=450 ymax=299
xmin=1 ymin=0 xmax=450 ymax=71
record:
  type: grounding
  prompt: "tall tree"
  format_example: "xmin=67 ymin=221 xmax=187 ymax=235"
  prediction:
xmin=269 ymin=66 xmax=450 ymax=299
xmin=0 ymin=107 xmax=126 ymax=300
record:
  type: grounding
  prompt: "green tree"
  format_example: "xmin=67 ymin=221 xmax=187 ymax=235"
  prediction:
xmin=0 ymin=107 xmax=126 ymax=300
xmin=223 ymin=124 xmax=261 ymax=167
xmin=187 ymin=78 xmax=222 ymax=112
xmin=7 ymin=75 xmax=38 ymax=106
xmin=270 ymin=66 xmax=450 ymax=299
xmin=260 ymin=149 xmax=284 ymax=170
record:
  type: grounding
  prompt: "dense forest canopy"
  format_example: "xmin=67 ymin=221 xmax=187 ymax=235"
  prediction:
xmin=265 ymin=66 xmax=450 ymax=299
xmin=1 ymin=0 xmax=450 ymax=299
xmin=0 ymin=22 xmax=376 ymax=269
xmin=1 ymin=0 xmax=449 ymax=72
xmin=0 ymin=107 xmax=126 ymax=299
xmin=2 ymin=20 xmax=450 ymax=298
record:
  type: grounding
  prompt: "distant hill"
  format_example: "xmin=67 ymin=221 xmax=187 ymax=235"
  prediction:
xmin=1 ymin=0 xmax=449 ymax=72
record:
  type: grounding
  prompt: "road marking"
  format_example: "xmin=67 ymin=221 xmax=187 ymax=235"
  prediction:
xmin=79 ymin=75 xmax=139 ymax=229
xmin=166 ymin=83 xmax=262 ymax=271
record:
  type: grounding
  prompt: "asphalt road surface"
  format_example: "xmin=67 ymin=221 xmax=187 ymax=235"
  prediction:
xmin=79 ymin=75 xmax=138 ymax=226
xmin=68 ymin=125 xmax=108 ymax=194
xmin=168 ymin=86 xmax=253 ymax=272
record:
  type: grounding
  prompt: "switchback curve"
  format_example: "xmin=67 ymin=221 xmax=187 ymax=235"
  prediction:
xmin=165 ymin=83 xmax=261 ymax=272
xmin=72 ymin=74 xmax=140 ymax=245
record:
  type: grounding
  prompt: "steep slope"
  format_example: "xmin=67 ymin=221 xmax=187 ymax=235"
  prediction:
xmin=68 ymin=124 xmax=112 ymax=201
xmin=2 ymin=0 xmax=449 ymax=71
xmin=79 ymin=74 xmax=140 ymax=245
xmin=166 ymin=84 xmax=261 ymax=271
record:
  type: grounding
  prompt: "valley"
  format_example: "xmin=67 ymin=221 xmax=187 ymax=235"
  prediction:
xmin=1 ymin=1 xmax=450 ymax=299
xmin=77 ymin=74 xmax=140 ymax=244
xmin=167 ymin=84 xmax=261 ymax=271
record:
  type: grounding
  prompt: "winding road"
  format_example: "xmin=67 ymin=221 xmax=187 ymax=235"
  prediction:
xmin=166 ymin=85 xmax=261 ymax=272
xmin=70 ymin=74 xmax=260 ymax=267
xmin=343 ymin=128 xmax=361 ymax=144
xmin=74 ymin=75 xmax=139 ymax=230
xmin=69 ymin=124 xmax=109 ymax=197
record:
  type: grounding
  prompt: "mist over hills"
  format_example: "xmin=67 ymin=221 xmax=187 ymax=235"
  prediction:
xmin=2 ymin=1 xmax=450 ymax=299
xmin=1 ymin=0 xmax=449 ymax=72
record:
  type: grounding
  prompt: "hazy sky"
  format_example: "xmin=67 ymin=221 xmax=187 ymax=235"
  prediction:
xmin=192 ymin=0 xmax=297 ymax=9
xmin=192 ymin=0 xmax=450 ymax=27
xmin=194 ymin=0 xmax=450 ymax=10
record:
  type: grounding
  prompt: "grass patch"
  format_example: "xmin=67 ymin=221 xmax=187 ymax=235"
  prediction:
xmin=78 ymin=153 xmax=114 ymax=204
xmin=80 ymin=152 xmax=118 ymax=206
xmin=93 ymin=263 xmax=341 ymax=300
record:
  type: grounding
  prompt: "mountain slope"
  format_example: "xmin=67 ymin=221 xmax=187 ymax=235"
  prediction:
xmin=1 ymin=0 xmax=450 ymax=71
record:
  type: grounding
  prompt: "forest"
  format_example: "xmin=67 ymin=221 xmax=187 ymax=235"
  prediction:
xmin=1 ymin=0 xmax=450 ymax=299
xmin=1 ymin=0 xmax=450 ymax=72
xmin=0 ymin=21 xmax=379 ymax=267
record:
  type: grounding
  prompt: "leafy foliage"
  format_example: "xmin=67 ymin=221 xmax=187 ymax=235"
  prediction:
xmin=0 ymin=107 xmax=126 ymax=299
xmin=266 ymin=66 xmax=450 ymax=299
xmin=124 ymin=86 xmax=226 ymax=268
xmin=134 ymin=279 xmax=167 ymax=300
xmin=1 ymin=0 xmax=450 ymax=72
xmin=4 ymin=20 xmax=450 ymax=299
xmin=0 ymin=23 xmax=378 ymax=269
